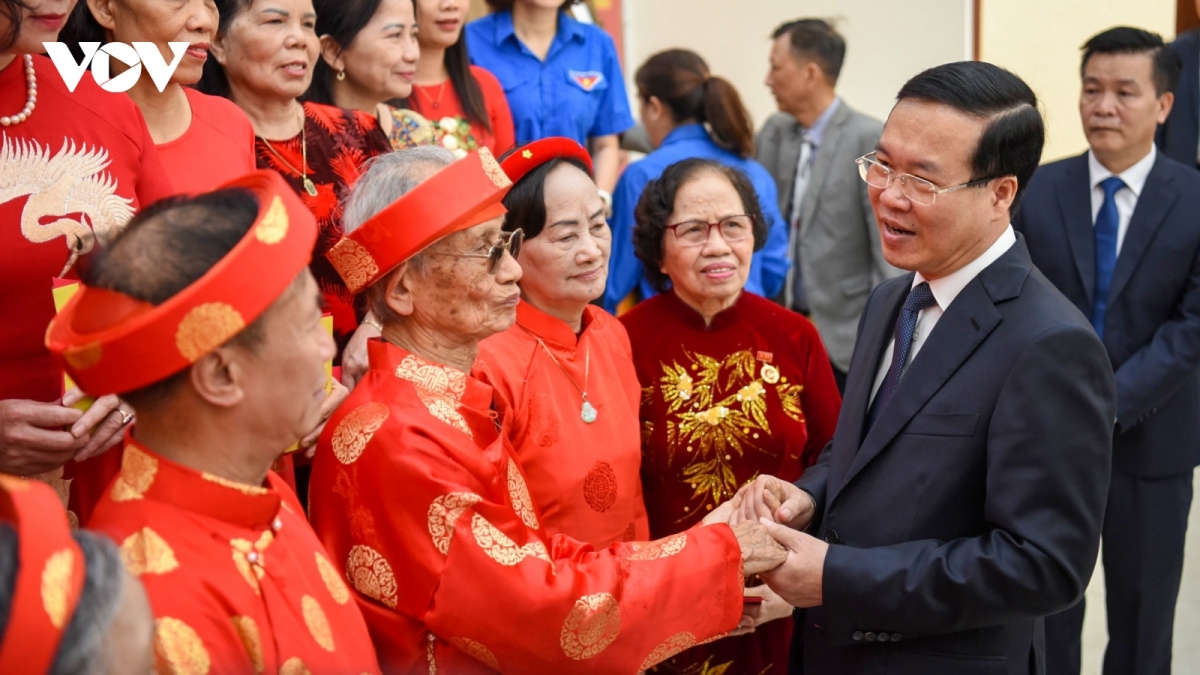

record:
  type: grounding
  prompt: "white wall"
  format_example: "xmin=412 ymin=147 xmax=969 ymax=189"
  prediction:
xmin=623 ymin=0 xmax=972 ymax=130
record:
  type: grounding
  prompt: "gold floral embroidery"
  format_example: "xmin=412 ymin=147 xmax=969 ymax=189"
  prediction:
xmin=40 ymin=548 xmax=73 ymax=628
xmin=31 ymin=466 xmax=71 ymax=509
xmin=560 ymin=593 xmax=620 ymax=660
xmin=200 ymin=472 xmax=268 ymax=495
xmin=640 ymin=631 xmax=696 ymax=670
xmin=396 ymin=354 xmax=472 ymax=437
xmin=230 ymin=531 xmax=273 ymax=595
xmin=154 ymin=617 xmax=211 ymax=675
xmin=120 ymin=527 xmax=179 ymax=576
xmin=428 ymin=492 xmax=483 ymax=554
xmin=506 ymin=460 xmax=539 ymax=529
xmin=279 ymin=657 xmax=310 ymax=675
xmin=327 ymin=238 xmax=380 ymax=294
xmin=346 ymin=545 xmax=398 ymax=608
xmin=658 ymin=350 xmax=776 ymax=518
xmin=641 ymin=420 xmax=654 ymax=444
xmin=315 ymin=552 xmax=350 ymax=604
xmin=470 ymin=513 xmax=551 ymax=566
xmin=622 ymin=533 xmax=688 ymax=561
xmin=229 ymin=616 xmax=264 ymax=673
xmin=668 ymin=655 xmax=738 ymax=674
xmin=777 ymin=382 xmax=806 ymax=424
xmin=426 ymin=634 xmax=437 ymax=674
xmin=175 ymin=303 xmax=246 ymax=362
xmin=254 ymin=195 xmax=288 ymax=244
xmin=111 ymin=443 xmax=157 ymax=501
xmin=301 ymin=595 xmax=335 ymax=652
xmin=449 ymin=637 xmax=500 ymax=670
xmin=477 ymin=147 xmax=512 ymax=189
xmin=331 ymin=402 xmax=389 ymax=464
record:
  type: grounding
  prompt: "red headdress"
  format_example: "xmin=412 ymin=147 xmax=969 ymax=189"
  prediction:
xmin=46 ymin=171 xmax=318 ymax=396
xmin=500 ymin=137 xmax=594 ymax=184
xmin=326 ymin=147 xmax=514 ymax=294
xmin=0 ymin=476 xmax=87 ymax=672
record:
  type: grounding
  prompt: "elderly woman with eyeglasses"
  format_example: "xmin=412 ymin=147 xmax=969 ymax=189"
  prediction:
xmin=620 ymin=157 xmax=842 ymax=674
xmin=307 ymin=146 xmax=789 ymax=673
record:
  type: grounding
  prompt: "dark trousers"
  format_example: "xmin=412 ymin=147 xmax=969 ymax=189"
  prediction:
xmin=1045 ymin=468 xmax=1194 ymax=675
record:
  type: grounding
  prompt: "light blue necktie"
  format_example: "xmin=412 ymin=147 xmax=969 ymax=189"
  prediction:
xmin=1092 ymin=176 xmax=1125 ymax=340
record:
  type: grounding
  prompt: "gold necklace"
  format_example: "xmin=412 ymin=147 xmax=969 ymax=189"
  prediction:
xmin=259 ymin=106 xmax=317 ymax=196
xmin=524 ymin=327 xmax=596 ymax=424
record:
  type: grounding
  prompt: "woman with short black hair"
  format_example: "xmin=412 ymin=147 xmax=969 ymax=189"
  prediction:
xmin=306 ymin=0 xmax=434 ymax=150
xmin=622 ymin=157 xmax=841 ymax=675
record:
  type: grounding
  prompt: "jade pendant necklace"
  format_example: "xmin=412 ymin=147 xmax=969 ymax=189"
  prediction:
xmin=533 ymin=337 xmax=597 ymax=424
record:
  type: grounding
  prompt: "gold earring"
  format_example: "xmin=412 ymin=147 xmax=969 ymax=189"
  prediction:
xmin=336 ymin=70 xmax=346 ymax=81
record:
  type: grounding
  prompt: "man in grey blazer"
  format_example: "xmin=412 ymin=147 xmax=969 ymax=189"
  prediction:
xmin=757 ymin=19 xmax=899 ymax=390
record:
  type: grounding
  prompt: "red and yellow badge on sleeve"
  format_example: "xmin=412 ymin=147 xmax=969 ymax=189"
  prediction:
xmin=45 ymin=171 xmax=318 ymax=397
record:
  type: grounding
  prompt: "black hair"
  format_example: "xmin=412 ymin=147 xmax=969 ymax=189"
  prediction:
xmin=58 ymin=2 xmax=106 ymax=60
xmin=633 ymin=159 xmax=767 ymax=293
xmin=496 ymin=149 xmax=593 ymax=239
xmin=772 ymin=18 xmax=846 ymax=85
xmin=83 ymin=188 xmax=266 ymax=400
xmin=306 ymin=0 xmax=419 ymax=107
xmin=1081 ymin=26 xmax=1183 ymax=97
xmin=635 ymin=49 xmax=754 ymax=158
xmin=196 ymin=0 xmax=254 ymax=99
xmin=0 ymin=0 xmax=26 ymax=51
xmin=896 ymin=61 xmax=1044 ymax=214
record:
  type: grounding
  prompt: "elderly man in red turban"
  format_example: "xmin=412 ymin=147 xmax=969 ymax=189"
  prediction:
xmin=46 ymin=172 xmax=381 ymax=674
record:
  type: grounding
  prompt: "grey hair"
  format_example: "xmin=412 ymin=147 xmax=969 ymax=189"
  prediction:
xmin=0 ymin=525 xmax=127 ymax=675
xmin=343 ymin=146 xmax=457 ymax=324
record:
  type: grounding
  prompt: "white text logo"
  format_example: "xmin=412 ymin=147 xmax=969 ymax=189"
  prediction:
xmin=42 ymin=42 xmax=188 ymax=93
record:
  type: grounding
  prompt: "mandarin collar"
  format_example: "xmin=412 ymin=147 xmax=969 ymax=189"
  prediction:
xmin=514 ymin=300 xmax=597 ymax=349
xmin=366 ymin=338 xmax=495 ymax=412
xmin=495 ymin=9 xmax=584 ymax=47
xmin=113 ymin=434 xmax=282 ymax=528
xmin=661 ymin=289 xmax=747 ymax=331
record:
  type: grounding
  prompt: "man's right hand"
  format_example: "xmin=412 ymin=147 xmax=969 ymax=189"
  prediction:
xmin=734 ymin=475 xmax=816 ymax=530
xmin=0 ymin=399 xmax=88 ymax=476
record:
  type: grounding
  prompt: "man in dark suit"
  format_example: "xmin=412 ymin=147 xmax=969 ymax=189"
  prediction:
xmin=1015 ymin=27 xmax=1200 ymax=675
xmin=1157 ymin=2 xmax=1198 ymax=168
xmin=733 ymin=61 xmax=1117 ymax=675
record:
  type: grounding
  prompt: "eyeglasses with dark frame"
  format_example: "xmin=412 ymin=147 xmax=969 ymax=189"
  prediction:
xmin=855 ymin=152 xmax=999 ymax=206
xmin=665 ymin=215 xmax=755 ymax=247
xmin=428 ymin=229 xmax=524 ymax=274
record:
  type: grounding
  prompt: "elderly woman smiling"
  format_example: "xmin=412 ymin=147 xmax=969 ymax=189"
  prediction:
xmin=308 ymin=147 xmax=787 ymax=673
xmin=620 ymin=158 xmax=842 ymax=674
xmin=478 ymin=138 xmax=649 ymax=550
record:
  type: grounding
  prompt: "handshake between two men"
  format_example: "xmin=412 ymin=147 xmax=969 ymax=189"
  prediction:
xmin=699 ymin=474 xmax=824 ymax=636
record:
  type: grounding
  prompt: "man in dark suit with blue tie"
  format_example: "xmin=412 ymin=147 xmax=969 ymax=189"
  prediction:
xmin=731 ymin=61 xmax=1117 ymax=675
xmin=1014 ymin=27 xmax=1200 ymax=675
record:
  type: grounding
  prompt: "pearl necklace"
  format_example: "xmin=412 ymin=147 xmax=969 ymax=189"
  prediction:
xmin=1 ymin=55 xmax=36 ymax=127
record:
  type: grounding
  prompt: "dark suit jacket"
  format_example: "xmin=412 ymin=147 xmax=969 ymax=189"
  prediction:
xmin=1013 ymin=152 xmax=1200 ymax=477
xmin=1157 ymin=29 xmax=1198 ymax=167
xmin=793 ymin=238 xmax=1115 ymax=675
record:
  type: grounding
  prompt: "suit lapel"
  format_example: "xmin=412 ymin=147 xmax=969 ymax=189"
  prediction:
xmin=799 ymin=104 xmax=852 ymax=229
xmin=776 ymin=123 xmax=803 ymax=218
xmin=1056 ymin=154 xmax=1096 ymax=303
xmin=1108 ymin=156 xmax=1178 ymax=303
xmin=828 ymin=240 xmax=1032 ymax=507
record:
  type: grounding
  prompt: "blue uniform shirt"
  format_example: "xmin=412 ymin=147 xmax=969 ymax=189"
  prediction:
xmin=466 ymin=10 xmax=634 ymax=146
xmin=604 ymin=123 xmax=791 ymax=312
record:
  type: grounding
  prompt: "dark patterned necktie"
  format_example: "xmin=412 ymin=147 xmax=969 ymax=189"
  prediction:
xmin=867 ymin=282 xmax=937 ymax=429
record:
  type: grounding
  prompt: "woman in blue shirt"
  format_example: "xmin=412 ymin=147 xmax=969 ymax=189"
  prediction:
xmin=466 ymin=0 xmax=633 ymax=197
xmin=603 ymin=48 xmax=789 ymax=312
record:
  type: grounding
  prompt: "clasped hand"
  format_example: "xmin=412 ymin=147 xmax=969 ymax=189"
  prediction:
xmin=706 ymin=476 xmax=829 ymax=609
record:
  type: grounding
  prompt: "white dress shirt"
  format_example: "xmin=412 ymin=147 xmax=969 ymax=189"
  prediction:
xmin=869 ymin=226 xmax=1018 ymax=403
xmin=1088 ymin=145 xmax=1155 ymax=255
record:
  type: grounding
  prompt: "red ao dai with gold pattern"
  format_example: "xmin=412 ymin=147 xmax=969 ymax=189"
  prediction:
xmin=308 ymin=340 xmax=747 ymax=674
xmin=622 ymin=290 xmax=842 ymax=675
